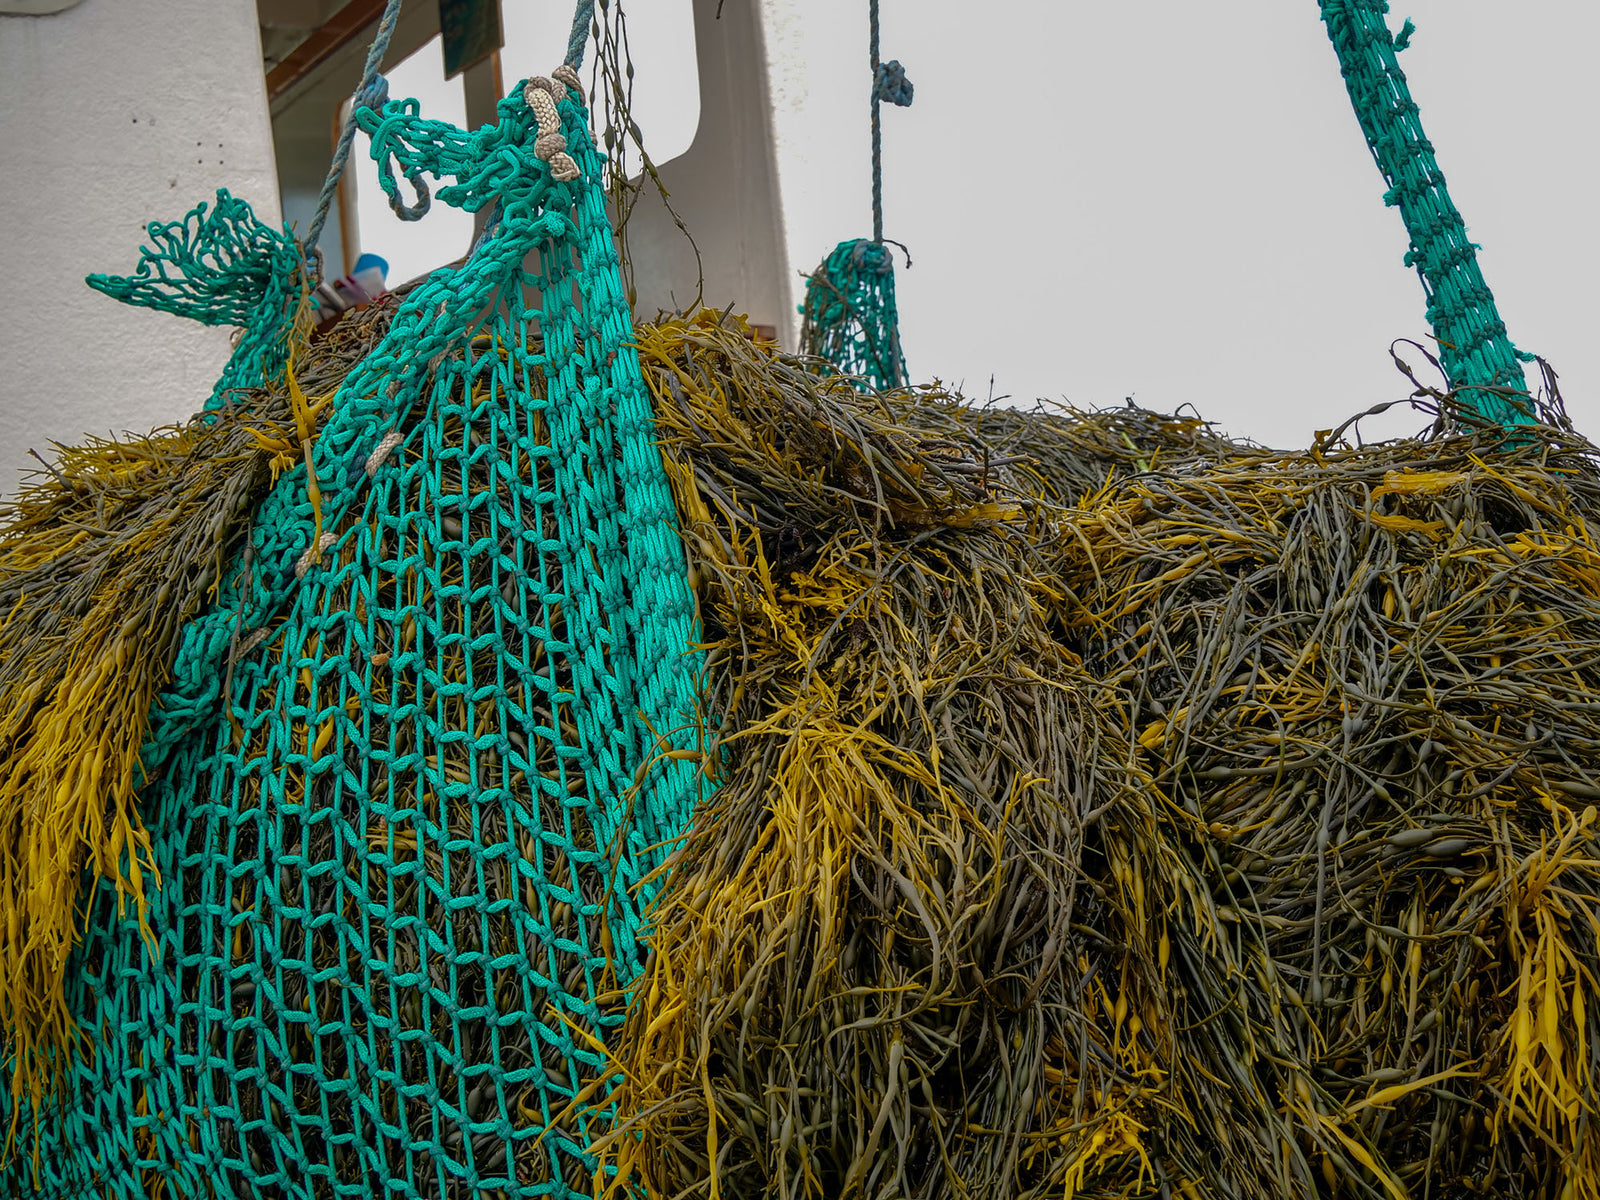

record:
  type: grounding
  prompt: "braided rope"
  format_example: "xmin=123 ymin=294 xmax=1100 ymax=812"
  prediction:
xmin=565 ymin=0 xmax=596 ymax=68
xmin=869 ymin=0 xmax=883 ymax=244
xmin=525 ymin=76 xmax=582 ymax=181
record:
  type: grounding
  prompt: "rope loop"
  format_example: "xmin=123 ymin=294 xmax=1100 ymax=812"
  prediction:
xmin=389 ymin=173 xmax=433 ymax=221
xmin=551 ymin=63 xmax=586 ymax=103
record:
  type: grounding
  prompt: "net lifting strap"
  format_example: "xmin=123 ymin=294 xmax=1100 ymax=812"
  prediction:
xmin=1319 ymin=0 xmax=1536 ymax=426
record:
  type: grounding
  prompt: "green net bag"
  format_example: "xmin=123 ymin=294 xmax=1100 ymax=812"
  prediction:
xmin=3 ymin=66 xmax=707 ymax=1200
xmin=798 ymin=238 xmax=907 ymax=391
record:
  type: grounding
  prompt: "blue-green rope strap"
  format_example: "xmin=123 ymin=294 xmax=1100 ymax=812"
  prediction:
xmin=1319 ymin=0 xmax=1535 ymax=426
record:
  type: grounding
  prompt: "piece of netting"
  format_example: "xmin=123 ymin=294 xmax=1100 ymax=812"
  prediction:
xmin=798 ymin=238 xmax=906 ymax=390
xmin=1320 ymin=0 xmax=1534 ymax=425
xmin=3 ymin=74 xmax=706 ymax=1200
xmin=86 ymin=190 xmax=302 ymax=409
xmin=799 ymin=0 xmax=911 ymax=391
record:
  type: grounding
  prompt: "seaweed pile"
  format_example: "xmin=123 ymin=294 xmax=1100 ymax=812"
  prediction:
xmin=601 ymin=315 xmax=1600 ymax=1200
xmin=4 ymin=307 xmax=1599 ymax=1200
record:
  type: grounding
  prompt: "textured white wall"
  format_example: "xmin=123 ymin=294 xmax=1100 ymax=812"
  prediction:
xmin=0 ymin=0 xmax=280 ymax=497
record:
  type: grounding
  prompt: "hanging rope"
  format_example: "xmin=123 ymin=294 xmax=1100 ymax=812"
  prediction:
xmin=1320 ymin=0 xmax=1535 ymax=427
xmin=306 ymin=0 xmax=595 ymax=282
xmin=800 ymin=0 xmax=912 ymax=389
xmin=565 ymin=0 xmax=595 ymax=68
xmin=302 ymin=0 xmax=408 ymax=281
xmin=867 ymin=0 xmax=912 ymax=245
xmin=869 ymin=0 xmax=884 ymax=246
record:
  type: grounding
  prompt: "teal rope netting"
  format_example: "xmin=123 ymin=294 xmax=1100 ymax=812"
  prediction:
xmin=798 ymin=0 xmax=912 ymax=390
xmin=86 ymin=191 xmax=302 ymax=408
xmin=1319 ymin=0 xmax=1535 ymax=426
xmin=4 ymin=56 xmax=706 ymax=1200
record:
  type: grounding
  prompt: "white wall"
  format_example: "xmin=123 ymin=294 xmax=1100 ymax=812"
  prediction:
xmin=0 ymin=0 xmax=280 ymax=497
xmin=622 ymin=0 xmax=794 ymax=343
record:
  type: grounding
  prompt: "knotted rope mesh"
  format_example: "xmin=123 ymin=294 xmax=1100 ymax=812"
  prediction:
xmin=4 ymin=70 xmax=706 ymax=1200
xmin=798 ymin=238 xmax=906 ymax=390
xmin=87 ymin=191 xmax=303 ymax=408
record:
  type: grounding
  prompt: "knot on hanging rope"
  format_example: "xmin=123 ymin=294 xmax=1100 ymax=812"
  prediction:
xmin=354 ymin=74 xmax=391 ymax=114
xmin=851 ymin=240 xmax=894 ymax=275
xmin=524 ymin=76 xmax=582 ymax=182
xmin=872 ymin=60 xmax=914 ymax=107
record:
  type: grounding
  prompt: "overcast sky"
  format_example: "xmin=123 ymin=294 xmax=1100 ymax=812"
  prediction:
xmin=766 ymin=0 xmax=1600 ymax=448
xmin=365 ymin=0 xmax=1599 ymax=450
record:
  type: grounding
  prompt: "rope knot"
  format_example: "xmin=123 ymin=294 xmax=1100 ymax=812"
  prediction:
xmin=551 ymin=64 xmax=585 ymax=104
xmin=872 ymin=60 xmax=914 ymax=107
xmin=354 ymin=74 xmax=391 ymax=114
xmin=850 ymin=240 xmax=893 ymax=275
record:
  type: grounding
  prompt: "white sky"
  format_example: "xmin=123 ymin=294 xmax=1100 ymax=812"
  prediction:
xmin=359 ymin=0 xmax=1599 ymax=451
